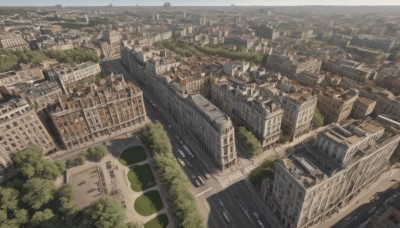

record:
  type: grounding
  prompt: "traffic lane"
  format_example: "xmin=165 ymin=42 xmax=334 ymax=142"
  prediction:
xmin=342 ymin=188 xmax=398 ymax=228
xmin=207 ymin=195 xmax=231 ymax=228
xmin=215 ymin=186 xmax=256 ymax=228
xmin=231 ymin=181 xmax=273 ymax=228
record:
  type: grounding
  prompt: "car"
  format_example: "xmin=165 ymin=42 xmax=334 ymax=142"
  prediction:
xmin=368 ymin=206 xmax=376 ymax=214
xmin=204 ymin=173 xmax=211 ymax=179
xmin=186 ymin=160 xmax=193 ymax=168
xmin=256 ymin=219 xmax=264 ymax=228
xmin=194 ymin=179 xmax=201 ymax=187
xmin=177 ymin=158 xmax=185 ymax=167
xmin=198 ymin=176 xmax=205 ymax=185
xmin=344 ymin=217 xmax=352 ymax=221
xmin=393 ymin=192 xmax=400 ymax=199
xmin=384 ymin=198 xmax=391 ymax=206
xmin=253 ymin=212 xmax=260 ymax=220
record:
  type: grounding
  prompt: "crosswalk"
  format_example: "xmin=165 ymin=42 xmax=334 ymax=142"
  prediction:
xmin=218 ymin=164 xmax=256 ymax=188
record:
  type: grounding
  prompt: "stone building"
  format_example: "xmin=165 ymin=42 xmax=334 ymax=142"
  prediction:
xmin=0 ymin=33 xmax=29 ymax=50
xmin=0 ymin=67 xmax=45 ymax=87
xmin=100 ymin=30 xmax=121 ymax=58
xmin=322 ymin=59 xmax=373 ymax=82
xmin=211 ymin=78 xmax=283 ymax=150
xmin=270 ymin=117 xmax=400 ymax=228
xmin=122 ymin=49 xmax=237 ymax=170
xmin=265 ymin=54 xmax=321 ymax=78
xmin=0 ymin=99 xmax=56 ymax=171
xmin=277 ymin=89 xmax=317 ymax=140
xmin=317 ymin=87 xmax=358 ymax=124
xmin=47 ymin=61 xmax=101 ymax=93
xmin=350 ymin=97 xmax=376 ymax=120
xmin=48 ymin=74 xmax=147 ymax=150
xmin=255 ymin=25 xmax=280 ymax=40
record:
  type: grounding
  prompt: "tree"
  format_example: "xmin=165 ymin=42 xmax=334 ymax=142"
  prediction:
xmin=312 ymin=108 xmax=324 ymax=129
xmin=57 ymin=184 xmax=79 ymax=216
xmin=86 ymin=145 xmax=108 ymax=162
xmin=55 ymin=160 xmax=66 ymax=173
xmin=0 ymin=210 xmax=7 ymax=223
xmin=31 ymin=209 xmax=54 ymax=224
xmin=22 ymin=178 xmax=56 ymax=210
xmin=0 ymin=188 xmax=20 ymax=211
xmin=14 ymin=209 xmax=29 ymax=224
xmin=237 ymin=127 xmax=262 ymax=157
xmin=249 ymin=160 xmax=276 ymax=188
xmin=86 ymin=196 xmax=126 ymax=228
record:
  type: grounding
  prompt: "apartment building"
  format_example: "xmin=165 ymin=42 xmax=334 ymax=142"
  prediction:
xmin=270 ymin=118 xmax=400 ymax=228
xmin=322 ymin=59 xmax=373 ymax=82
xmin=211 ymin=78 xmax=283 ymax=150
xmin=22 ymin=81 xmax=63 ymax=110
xmin=350 ymin=35 xmax=394 ymax=52
xmin=0 ymin=33 xmax=29 ymax=50
xmin=0 ymin=67 xmax=45 ymax=87
xmin=359 ymin=86 xmax=400 ymax=122
xmin=351 ymin=97 xmax=376 ymax=120
xmin=296 ymin=71 xmax=324 ymax=86
xmin=277 ymin=89 xmax=317 ymax=140
xmin=48 ymin=74 xmax=147 ymax=150
xmin=0 ymin=99 xmax=56 ymax=171
xmin=101 ymin=30 xmax=121 ymax=58
xmin=122 ymin=50 xmax=237 ymax=170
xmin=47 ymin=61 xmax=101 ymax=93
xmin=317 ymin=87 xmax=358 ymax=123
xmin=265 ymin=54 xmax=321 ymax=78
xmin=224 ymin=36 xmax=255 ymax=49
xmin=255 ymin=25 xmax=280 ymax=40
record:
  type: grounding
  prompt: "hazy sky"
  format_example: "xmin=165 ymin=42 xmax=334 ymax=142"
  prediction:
xmin=2 ymin=0 xmax=400 ymax=6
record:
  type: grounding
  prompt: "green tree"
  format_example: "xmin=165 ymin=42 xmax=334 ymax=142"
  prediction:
xmin=0 ymin=210 xmax=7 ymax=223
xmin=249 ymin=160 xmax=276 ymax=188
xmin=0 ymin=188 xmax=20 ymax=211
xmin=14 ymin=209 xmax=29 ymax=224
xmin=55 ymin=160 xmax=66 ymax=173
xmin=312 ymin=108 xmax=324 ymax=128
xmin=31 ymin=209 xmax=54 ymax=225
xmin=86 ymin=196 xmax=126 ymax=228
xmin=57 ymin=184 xmax=79 ymax=216
xmin=237 ymin=127 xmax=262 ymax=157
xmin=22 ymin=178 xmax=56 ymax=210
xmin=86 ymin=145 xmax=108 ymax=162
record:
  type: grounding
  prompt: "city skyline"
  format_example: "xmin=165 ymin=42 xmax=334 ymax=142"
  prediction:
xmin=2 ymin=0 xmax=400 ymax=6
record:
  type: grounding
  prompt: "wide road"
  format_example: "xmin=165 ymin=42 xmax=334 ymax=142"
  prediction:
xmin=101 ymin=58 xmax=276 ymax=228
xmin=334 ymin=186 xmax=400 ymax=228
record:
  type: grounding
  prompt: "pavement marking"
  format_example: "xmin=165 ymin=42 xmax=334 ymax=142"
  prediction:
xmin=195 ymin=187 xmax=213 ymax=198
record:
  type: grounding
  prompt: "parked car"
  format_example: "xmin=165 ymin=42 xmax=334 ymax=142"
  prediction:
xmin=177 ymin=158 xmax=185 ymax=167
xmin=256 ymin=219 xmax=264 ymax=228
xmin=368 ymin=206 xmax=376 ymax=214
xmin=197 ymin=176 xmax=205 ymax=185
xmin=204 ymin=173 xmax=211 ymax=179
xmin=384 ymin=198 xmax=391 ymax=206
xmin=253 ymin=212 xmax=260 ymax=220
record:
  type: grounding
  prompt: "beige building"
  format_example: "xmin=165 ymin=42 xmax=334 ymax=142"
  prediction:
xmin=317 ymin=87 xmax=358 ymax=124
xmin=270 ymin=117 xmax=400 ymax=228
xmin=211 ymin=78 xmax=283 ymax=150
xmin=122 ymin=49 xmax=237 ymax=170
xmin=0 ymin=33 xmax=29 ymax=50
xmin=265 ymin=54 xmax=321 ymax=78
xmin=296 ymin=71 xmax=324 ymax=86
xmin=360 ymin=86 xmax=400 ymax=122
xmin=322 ymin=59 xmax=373 ymax=82
xmin=0 ymin=99 xmax=56 ymax=171
xmin=0 ymin=67 xmax=45 ymax=87
xmin=351 ymin=97 xmax=376 ymax=119
xmin=277 ymin=89 xmax=317 ymax=140
xmin=48 ymin=61 xmax=101 ymax=93
xmin=48 ymin=74 xmax=147 ymax=150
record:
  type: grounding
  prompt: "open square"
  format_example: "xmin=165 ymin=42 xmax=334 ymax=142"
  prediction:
xmin=69 ymin=166 xmax=106 ymax=208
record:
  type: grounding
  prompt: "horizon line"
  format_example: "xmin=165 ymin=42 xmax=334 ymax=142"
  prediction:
xmin=2 ymin=4 xmax=400 ymax=7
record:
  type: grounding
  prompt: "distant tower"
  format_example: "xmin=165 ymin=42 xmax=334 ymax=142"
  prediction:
xmin=156 ymin=12 xmax=160 ymax=20
xmin=200 ymin=15 xmax=206 ymax=26
xmin=183 ymin=10 xmax=186 ymax=18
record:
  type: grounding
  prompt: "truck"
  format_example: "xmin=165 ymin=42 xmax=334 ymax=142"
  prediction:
xmin=182 ymin=145 xmax=195 ymax=158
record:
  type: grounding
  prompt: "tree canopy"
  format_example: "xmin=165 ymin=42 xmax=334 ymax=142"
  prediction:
xmin=85 ymin=196 xmax=126 ymax=228
xmin=312 ymin=108 xmax=325 ymax=129
xmin=141 ymin=121 xmax=204 ymax=228
xmin=249 ymin=160 xmax=276 ymax=188
xmin=237 ymin=127 xmax=262 ymax=157
xmin=86 ymin=145 xmax=108 ymax=162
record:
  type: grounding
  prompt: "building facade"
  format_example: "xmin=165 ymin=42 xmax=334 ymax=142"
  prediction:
xmin=270 ymin=118 xmax=400 ymax=228
xmin=48 ymin=75 xmax=147 ymax=150
xmin=317 ymin=87 xmax=358 ymax=123
xmin=211 ymin=78 xmax=283 ymax=150
xmin=265 ymin=54 xmax=321 ymax=78
xmin=0 ymin=99 xmax=56 ymax=171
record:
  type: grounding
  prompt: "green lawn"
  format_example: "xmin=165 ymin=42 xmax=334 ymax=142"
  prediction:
xmin=127 ymin=164 xmax=156 ymax=192
xmin=144 ymin=214 xmax=169 ymax=228
xmin=119 ymin=146 xmax=147 ymax=166
xmin=134 ymin=190 xmax=164 ymax=216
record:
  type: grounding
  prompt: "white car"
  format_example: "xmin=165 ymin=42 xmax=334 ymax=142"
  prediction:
xmin=177 ymin=158 xmax=185 ymax=167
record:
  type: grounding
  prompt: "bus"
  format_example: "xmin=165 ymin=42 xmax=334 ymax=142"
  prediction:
xmin=177 ymin=148 xmax=186 ymax=158
xmin=182 ymin=145 xmax=195 ymax=158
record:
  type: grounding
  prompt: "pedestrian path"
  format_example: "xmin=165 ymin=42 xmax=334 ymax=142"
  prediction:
xmin=218 ymin=164 xmax=256 ymax=188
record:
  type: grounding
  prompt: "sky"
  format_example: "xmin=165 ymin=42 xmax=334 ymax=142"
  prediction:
xmin=1 ymin=0 xmax=400 ymax=6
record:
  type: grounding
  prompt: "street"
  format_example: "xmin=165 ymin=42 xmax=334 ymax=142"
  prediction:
xmin=101 ymin=58 xmax=277 ymax=228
